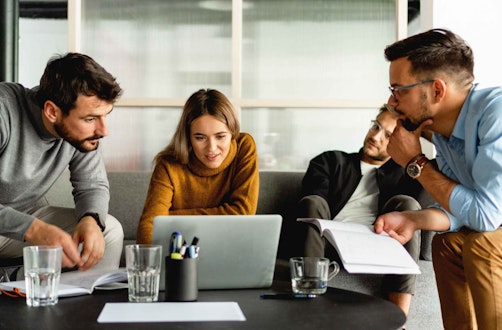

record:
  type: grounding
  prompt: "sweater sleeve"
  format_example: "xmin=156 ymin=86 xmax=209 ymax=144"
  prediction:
xmin=0 ymin=90 xmax=37 ymax=239
xmin=68 ymin=146 xmax=110 ymax=230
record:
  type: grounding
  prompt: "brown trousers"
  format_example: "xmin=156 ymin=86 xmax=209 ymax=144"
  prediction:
xmin=432 ymin=226 xmax=502 ymax=330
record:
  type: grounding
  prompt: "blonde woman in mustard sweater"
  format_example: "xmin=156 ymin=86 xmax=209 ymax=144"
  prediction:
xmin=136 ymin=89 xmax=259 ymax=244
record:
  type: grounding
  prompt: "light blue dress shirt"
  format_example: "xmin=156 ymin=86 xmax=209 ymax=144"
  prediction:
xmin=432 ymin=83 xmax=502 ymax=232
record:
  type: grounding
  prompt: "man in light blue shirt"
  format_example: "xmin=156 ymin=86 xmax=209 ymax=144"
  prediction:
xmin=374 ymin=29 xmax=502 ymax=329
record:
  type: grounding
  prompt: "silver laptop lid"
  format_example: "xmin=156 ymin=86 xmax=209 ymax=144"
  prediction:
xmin=152 ymin=214 xmax=282 ymax=290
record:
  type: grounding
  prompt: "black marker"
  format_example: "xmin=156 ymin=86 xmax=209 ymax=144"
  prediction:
xmin=260 ymin=293 xmax=317 ymax=300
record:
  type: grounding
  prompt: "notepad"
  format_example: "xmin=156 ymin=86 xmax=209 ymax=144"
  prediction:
xmin=97 ymin=302 xmax=246 ymax=323
xmin=298 ymin=218 xmax=420 ymax=274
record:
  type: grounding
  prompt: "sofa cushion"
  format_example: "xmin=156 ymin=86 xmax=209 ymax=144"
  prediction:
xmin=107 ymin=171 xmax=151 ymax=241
xmin=257 ymin=171 xmax=307 ymax=259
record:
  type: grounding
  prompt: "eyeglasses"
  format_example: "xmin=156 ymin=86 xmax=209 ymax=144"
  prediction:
xmin=369 ymin=120 xmax=392 ymax=140
xmin=388 ymin=80 xmax=435 ymax=100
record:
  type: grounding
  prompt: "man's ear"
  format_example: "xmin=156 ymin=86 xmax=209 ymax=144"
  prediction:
xmin=42 ymin=100 xmax=60 ymax=123
xmin=433 ymin=79 xmax=447 ymax=103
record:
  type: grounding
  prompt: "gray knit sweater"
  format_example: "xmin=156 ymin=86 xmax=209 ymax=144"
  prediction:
xmin=0 ymin=82 xmax=109 ymax=241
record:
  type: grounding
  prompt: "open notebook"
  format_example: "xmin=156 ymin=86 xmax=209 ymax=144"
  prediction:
xmin=152 ymin=215 xmax=282 ymax=290
xmin=0 ymin=267 xmax=127 ymax=297
xmin=298 ymin=218 xmax=420 ymax=274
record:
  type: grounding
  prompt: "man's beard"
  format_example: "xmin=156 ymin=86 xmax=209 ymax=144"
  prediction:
xmin=363 ymin=139 xmax=389 ymax=162
xmin=366 ymin=151 xmax=389 ymax=162
xmin=401 ymin=118 xmax=420 ymax=131
xmin=402 ymin=94 xmax=431 ymax=131
xmin=54 ymin=122 xmax=102 ymax=153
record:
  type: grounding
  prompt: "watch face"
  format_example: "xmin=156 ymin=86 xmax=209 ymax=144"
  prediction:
xmin=407 ymin=163 xmax=421 ymax=178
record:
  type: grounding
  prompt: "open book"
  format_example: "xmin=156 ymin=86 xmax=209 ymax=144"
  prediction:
xmin=298 ymin=218 xmax=420 ymax=274
xmin=0 ymin=267 xmax=128 ymax=297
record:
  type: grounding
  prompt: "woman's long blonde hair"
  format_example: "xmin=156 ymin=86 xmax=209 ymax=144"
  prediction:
xmin=155 ymin=89 xmax=240 ymax=165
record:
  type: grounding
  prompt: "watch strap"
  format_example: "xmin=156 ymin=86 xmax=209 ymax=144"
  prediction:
xmin=406 ymin=153 xmax=425 ymax=168
xmin=415 ymin=155 xmax=430 ymax=167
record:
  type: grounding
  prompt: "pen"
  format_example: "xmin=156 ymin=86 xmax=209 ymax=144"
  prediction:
xmin=260 ymin=293 xmax=317 ymax=300
xmin=187 ymin=236 xmax=199 ymax=258
xmin=187 ymin=245 xmax=196 ymax=258
xmin=170 ymin=252 xmax=183 ymax=260
xmin=169 ymin=231 xmax=183 ymax=254
xmin=179 ymin=244 xmax=187 ymax=257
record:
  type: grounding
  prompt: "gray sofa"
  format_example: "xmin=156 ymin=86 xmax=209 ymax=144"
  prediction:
xmin=45 ymin=170 xmax=443 ymax=329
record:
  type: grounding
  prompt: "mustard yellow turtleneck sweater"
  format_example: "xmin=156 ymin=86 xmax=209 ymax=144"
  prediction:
xmin=136 ymin=132 xmax=259 ymax=244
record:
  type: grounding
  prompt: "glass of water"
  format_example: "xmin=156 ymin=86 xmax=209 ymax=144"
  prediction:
xmin=125 ymin=244 xmax=162 ymax=302
xmin=290 ymin=257 xmax=339 ymax=295
xmin=23 ymin=246 xmax=62 ymax=307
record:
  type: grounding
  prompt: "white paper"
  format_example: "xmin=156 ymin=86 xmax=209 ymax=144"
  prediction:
xmin=298 ymin=218 xmax=420 ymax=274
xmin=97 ymin=302 xmax=246 ymax=323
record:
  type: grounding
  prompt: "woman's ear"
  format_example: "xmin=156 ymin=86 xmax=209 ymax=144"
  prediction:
xmin=42 ymin=100 xmax=60 ymax=123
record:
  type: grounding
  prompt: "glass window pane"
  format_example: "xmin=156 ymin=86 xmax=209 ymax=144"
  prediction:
xmin=242 ymin=0 xmax=396 ymax=100
xmin=81 ymin=0 xmax=232 ymax=98
xmin=103 ymin=107 xmax=382 ymax=172
xmin=241 ymin=107 xmax=380 ymax=171
xmin=102 ymin=107 xmax=182 ymax=171
xmin=18 ymin=18 xmax=68 ymax=87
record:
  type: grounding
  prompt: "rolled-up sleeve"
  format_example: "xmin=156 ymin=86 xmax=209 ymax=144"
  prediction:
xmin=434 ymin=90 xmax=502 ymax=232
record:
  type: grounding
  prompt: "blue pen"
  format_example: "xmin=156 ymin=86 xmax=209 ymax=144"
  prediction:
xmin=169 ymin=231 xmax=183 ymax=254
xmin=187 ymin=236 xmax=199 ymax=258
xmin=188 ymin=245 xmax=196 ymax=258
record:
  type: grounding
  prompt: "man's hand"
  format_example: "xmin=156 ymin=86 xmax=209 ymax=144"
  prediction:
xmin=375 ymin=208 xmax=451 ymax=245
xmin=72 ymin=216 xmax=105 ymax=271
xmin=374 ymin=211 xmax=419 ymax=245
xmin=24 ymin=219 xmax=81 ymax=268
xmin=387 ymin=119 xmax=433 ymax=167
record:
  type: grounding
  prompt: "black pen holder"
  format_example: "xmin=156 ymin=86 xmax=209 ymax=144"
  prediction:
xmin=165 ymin=257 xmax=198 ymax=302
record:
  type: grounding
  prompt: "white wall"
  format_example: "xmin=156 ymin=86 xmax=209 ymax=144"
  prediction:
xmin=424 ymin=0 xmax=502 ymax=86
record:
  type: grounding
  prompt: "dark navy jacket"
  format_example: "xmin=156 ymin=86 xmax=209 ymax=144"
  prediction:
xmin=301 ymin=149 xmax=426 ymax=218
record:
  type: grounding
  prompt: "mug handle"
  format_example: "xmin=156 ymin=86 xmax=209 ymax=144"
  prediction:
xmin=327 ymin=261 xmax=340 ymax=281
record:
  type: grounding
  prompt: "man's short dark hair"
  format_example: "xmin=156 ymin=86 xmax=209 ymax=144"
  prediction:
xmin=384 ymin=29 xmax=474 ymax=86
xmin=37 ymin=53 xmax=123 ymax=114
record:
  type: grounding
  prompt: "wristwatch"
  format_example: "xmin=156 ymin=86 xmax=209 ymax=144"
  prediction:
xmin=406 ymin=154 xmax=429 ymax=179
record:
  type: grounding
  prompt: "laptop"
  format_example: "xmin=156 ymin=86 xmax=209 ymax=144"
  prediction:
xmin=151 ymin=214 xmax=282 ymax=290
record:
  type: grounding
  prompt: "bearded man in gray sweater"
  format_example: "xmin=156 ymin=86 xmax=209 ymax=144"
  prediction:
xmin=0 ymin=53 xmax=124 ymax=273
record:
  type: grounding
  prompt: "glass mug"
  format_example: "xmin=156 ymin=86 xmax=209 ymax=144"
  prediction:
xmin=290 ymin=257 xmax=339 ymax=295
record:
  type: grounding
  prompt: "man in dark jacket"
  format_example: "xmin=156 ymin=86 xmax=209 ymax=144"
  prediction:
xmin=298 ymin=105 xmax=427 ymax=317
